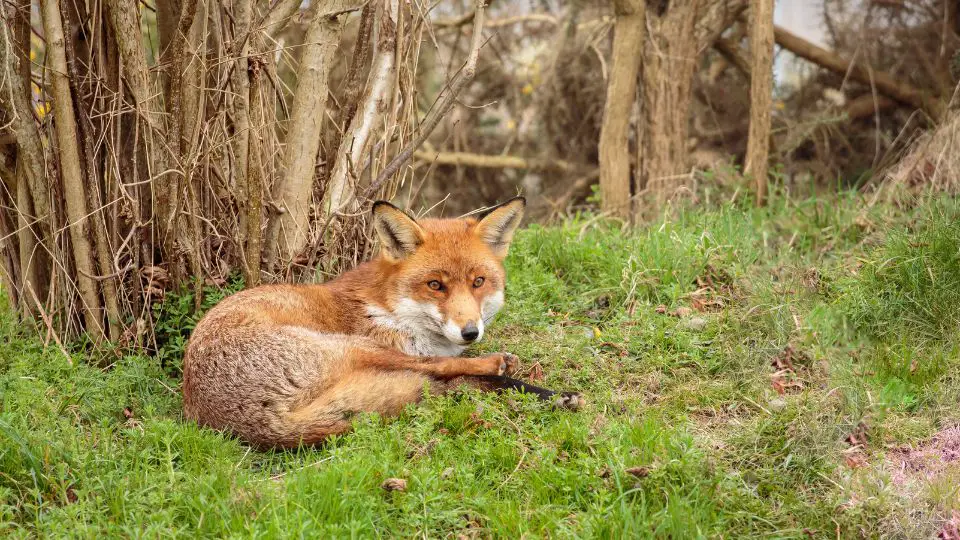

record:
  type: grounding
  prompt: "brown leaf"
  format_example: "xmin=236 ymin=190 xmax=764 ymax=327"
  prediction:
xmin=937 ymin=511 xmax=960 ymax=540
xmin=845 ymin=422 xmax=869 ymax=448
xmin=527 ymin=362 xmax=544 ymax=381
xmin=625 ymin=466 xmax=649 ymax=478
xmin=671 ymin=306 xmax=693 ymax=318
xmin=65 ymin=486 xmax=78 ymax=504
xmin=122 ymin=407 xmax=134 ymax=419
xmin=381 ymin=478 xmax=407 ymax=492
xmin=844 ymin=452 xmax=867 ymax=469
xmin=655 ymin=304 xmax=667 ymax=314
xmin=771 ymin=376 xmax=787 ymax=396
xmin=772 ymin=345 xmax=798 ymax=373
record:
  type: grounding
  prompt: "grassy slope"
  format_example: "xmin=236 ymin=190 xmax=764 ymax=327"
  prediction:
xmin=2 ymin=193 xmax=960 ymax=538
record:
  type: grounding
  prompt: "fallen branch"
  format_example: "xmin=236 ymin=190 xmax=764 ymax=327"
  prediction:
xmin=844 ymin=93 xmax=897 ymax=121
xmin=364 ymin=0 xmax=487 ymax=198
xmin=774 ymin=25 xmax=943 ymax=121
xmin=413 ymin=149 xmax=580 ymax=173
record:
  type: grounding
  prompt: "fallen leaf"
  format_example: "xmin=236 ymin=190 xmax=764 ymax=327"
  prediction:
xmin=844 ymin=452 xmax=867 ymax=469
xmin=937 ymin=510 xmax=960 ymax=540
xmin=846 ymin=422 xmax=869 ymax=448
xmin=122 ymin=407 xmax=134 ymax=419
xmin=381 ymin=478 xmax=407 ymax=492
xmin=527 ymin=362 xmax=544 ymax=381
xmin=625 ymin=466 xmax=649 ymax=478
xmin=671 ymin=306 xmax=693 ymax=318
xmin=655 ymin=304 xmax=668 ymax=314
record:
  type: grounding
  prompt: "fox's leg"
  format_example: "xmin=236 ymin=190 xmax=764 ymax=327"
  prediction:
xmin=279 ymin=347 xmax=519 ymax=446
xmin=353 ymin=348 xmax=520 ymax=378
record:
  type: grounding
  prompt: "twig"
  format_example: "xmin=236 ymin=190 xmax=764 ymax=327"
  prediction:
xmin=26 ymin=283 xmax=71 ymax=365
xmin=365 ymin=0 xmax=488 ymax=198
xmin=411 ymin=149 xmax=580 ymax=173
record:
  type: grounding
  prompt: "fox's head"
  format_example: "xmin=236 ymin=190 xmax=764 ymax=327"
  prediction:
xmin=370 ymin=197 xmax=525 ymax=350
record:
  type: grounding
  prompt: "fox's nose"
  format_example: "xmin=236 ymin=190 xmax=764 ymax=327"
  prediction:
xmin=461 ymin=322 xmax=480 ymax=342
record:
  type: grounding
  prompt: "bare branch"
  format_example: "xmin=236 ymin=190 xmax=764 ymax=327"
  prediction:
xmin=365 ymin=0 xmax=486 ymax=199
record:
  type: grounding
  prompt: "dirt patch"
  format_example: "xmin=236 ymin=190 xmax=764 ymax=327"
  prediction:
xmin=886 ymin=425 xmax=960 ymax=486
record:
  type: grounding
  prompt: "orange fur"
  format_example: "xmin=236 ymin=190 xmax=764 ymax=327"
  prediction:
xmin=182 ymin=198 xmax=536 ymax=448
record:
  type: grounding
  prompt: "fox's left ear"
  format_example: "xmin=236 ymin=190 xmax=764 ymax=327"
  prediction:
xmin=474 ymin=197 xmax=526 ymax=257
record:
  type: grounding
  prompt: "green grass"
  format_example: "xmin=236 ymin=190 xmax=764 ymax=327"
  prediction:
xmin=3 ymin=193 xmax=960 ymax=538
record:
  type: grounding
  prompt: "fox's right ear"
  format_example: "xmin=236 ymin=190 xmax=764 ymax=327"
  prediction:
xmin=371 ymin=201 xmax=426 ymax=261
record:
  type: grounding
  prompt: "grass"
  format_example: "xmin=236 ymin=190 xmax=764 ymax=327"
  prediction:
xmin=3 ymin=192 xmax=960 ymax=538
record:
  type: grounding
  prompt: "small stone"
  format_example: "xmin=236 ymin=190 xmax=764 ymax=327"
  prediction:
xmin=683 ymin=317 xmax=708 ymax=331
xmin=381 ymin=478 xmax=407 ymax=492
xmin=768 ymin=398 xmax=787 ymax=411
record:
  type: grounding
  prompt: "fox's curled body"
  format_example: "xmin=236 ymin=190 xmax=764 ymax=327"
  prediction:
xmin=183 ymin=198 xmax=581 ymax=448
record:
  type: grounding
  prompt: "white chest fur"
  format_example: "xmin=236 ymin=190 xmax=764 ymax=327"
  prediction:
xmin=366 ymin=301 xmax=466 ymax=357
xmin=365 ymin=291 xmax=505 ymax=358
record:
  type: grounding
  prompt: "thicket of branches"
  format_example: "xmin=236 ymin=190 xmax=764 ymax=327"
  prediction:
xmin=1 ymin=0 xmax=958 ymax=348
xmin=0 ymin=0 xmax=490 ymax=345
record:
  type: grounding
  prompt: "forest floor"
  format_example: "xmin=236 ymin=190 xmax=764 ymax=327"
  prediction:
xmin=2 ymin=191 xmax=960 ymax=538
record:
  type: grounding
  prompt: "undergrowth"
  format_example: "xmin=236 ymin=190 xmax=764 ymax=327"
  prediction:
xmin=2 ymin=192 xmax=959 ymax=538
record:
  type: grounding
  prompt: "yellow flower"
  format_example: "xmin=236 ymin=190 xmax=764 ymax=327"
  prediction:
xmin=774 ymin=100 xmax=786 ymax=110
xmin=35 ymin=101 xmax=50 ymax=119
xmin=505 ymin=119 xmax=517 ymax=131
xmin=521 ymin=83 xmax=534 ymax=96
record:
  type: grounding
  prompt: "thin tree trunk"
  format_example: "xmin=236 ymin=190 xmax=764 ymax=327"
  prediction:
xmin=598 ymin=0 xmax=645 ymax=220
xmin=40 ymin=0 xmax=105 ymax=340
xmin=230 ymin=0 xmax=253 ymax=276
xmin=160 ymin=0 xmax=200 ymax=268
xmin=16 ymin=164 xmax=42 ymax=314
xmin=324 ymin=0 xmax=399 ymax=216
xmin=744 ymin=0 xmax=774 ymax=206
xmin=1 ymin=1 xmax=54 ymax=293
xmin=244 ymin=56 xmax=267 ymax=286
xmin=268 ymin=0 xmax=354 ymax=266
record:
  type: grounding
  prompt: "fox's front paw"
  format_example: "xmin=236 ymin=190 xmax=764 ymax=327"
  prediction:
xmin=485 ymin=352 xmax=519 ymax=376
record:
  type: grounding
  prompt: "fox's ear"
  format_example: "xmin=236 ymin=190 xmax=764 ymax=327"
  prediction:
xmin=474 ymin=197 xmax=526 ymax=257
xmin=372 ymin=201 xmax=426 ymax=260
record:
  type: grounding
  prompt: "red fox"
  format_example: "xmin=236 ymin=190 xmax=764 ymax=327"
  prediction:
xmin=182 ymin=197 xmax=583 ymax=448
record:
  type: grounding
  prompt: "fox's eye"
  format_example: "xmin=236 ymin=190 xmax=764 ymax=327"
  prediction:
xmin=427 ymin=280 xmax=443 ymax=291
xmin=473 ymin=277 xmax=485 ymax=288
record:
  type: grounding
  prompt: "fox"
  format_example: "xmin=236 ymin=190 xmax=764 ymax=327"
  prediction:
xmin=182 ymin=197 xmax=583 ymax=448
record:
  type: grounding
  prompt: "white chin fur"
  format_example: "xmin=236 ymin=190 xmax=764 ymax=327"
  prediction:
xmin=481 ymin=290 xmax=505 ymax=324
xmin=368 ymin=291 xmax=504 ymax=356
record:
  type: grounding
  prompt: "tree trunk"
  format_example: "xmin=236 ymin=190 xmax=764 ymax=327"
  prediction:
xmin=323 ymin=0 xmax=399 ymax=217
xmin=638 ymin=1 xmax=701 ymax=205
xmin=244 ymin=56 xmax=267 ymax=286
xmin=231 ymin=0 xmax=254 ymax=277
xmin=40 ymin=0 xmax=105 ymax=340
xmin=744 ymin=0 xmax=774 ymax=206
xmin=0 ymin=0 xmax=54 ymax=305
xmin=268 ymin=0 xmax=353 ymax=267
xmin=598 ymin=0 xmax=645 ymax=220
